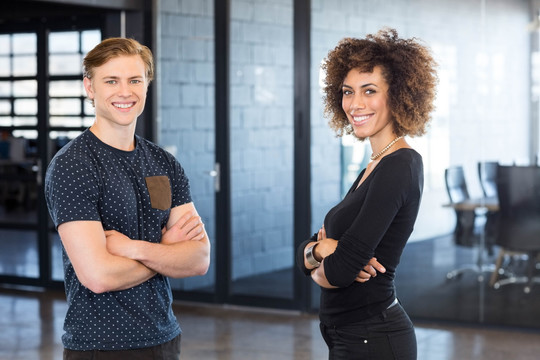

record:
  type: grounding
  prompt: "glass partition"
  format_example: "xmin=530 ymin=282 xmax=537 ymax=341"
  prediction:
xmin=229 ymin=0 xmax=295 ymax=300
xmin=310 ymin=0 xmax=538 ymax=329
xmin=157 ymin=3 xmax=217 ymax=295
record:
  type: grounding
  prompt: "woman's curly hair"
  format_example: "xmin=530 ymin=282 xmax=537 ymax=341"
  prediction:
xmin=322 ymin=28 xmax=438 ymax=138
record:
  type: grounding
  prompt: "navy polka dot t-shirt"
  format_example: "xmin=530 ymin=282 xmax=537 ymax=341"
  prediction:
xmin=45 ymin=129 xmax=191 ymax=351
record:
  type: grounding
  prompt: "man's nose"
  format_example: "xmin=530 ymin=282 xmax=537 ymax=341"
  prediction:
xmin=117 ymin=82 xmax=132 ymax=96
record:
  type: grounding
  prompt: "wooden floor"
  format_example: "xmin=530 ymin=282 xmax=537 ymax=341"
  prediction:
xmin=1 ymin=288 xmax=540 ymax=360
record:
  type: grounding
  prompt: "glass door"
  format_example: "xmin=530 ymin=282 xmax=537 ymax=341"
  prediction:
xmin=0 ymin=32 xmax=40 ymax=279
xmin=46 ymin=29 xmax=102 ymax=281
xmin=158 ymin=5 xmax=217 ymax=297
xmin=0 ymin=24 xmax=102 ymax=285
xmin=229 ymin=0 xmax=295 ymax=302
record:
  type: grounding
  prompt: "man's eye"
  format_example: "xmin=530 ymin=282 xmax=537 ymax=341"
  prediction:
xmin=131 ymin=80 xmax=142 ymax=84
xmin=106 ymin=80 xmax=116 ymax=84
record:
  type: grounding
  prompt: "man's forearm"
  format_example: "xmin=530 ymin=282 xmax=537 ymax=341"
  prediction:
xmin=86 ymin=255 xmax=157 ymax=293
xmin=59 ymin=221 xmax=157 ymax=294
xmin=121 ymin=238 xmax=210 ymax=278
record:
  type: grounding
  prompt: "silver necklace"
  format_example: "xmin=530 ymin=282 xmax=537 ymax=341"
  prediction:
xmin=370 ymin=136 xmax=404 ymax=161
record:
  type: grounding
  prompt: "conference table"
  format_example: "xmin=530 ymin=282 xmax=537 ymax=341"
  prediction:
xmin=442 ymin=196 xmax=499 ymax=212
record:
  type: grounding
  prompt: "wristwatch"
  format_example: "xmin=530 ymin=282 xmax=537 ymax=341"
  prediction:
xmin=306 ymin=243 xmax=321 ymax=268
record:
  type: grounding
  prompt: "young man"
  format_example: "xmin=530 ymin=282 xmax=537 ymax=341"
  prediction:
xmin=45 ymin=37 xmax=210 ymax=359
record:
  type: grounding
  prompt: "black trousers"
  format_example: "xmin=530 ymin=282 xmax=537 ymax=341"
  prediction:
xmin=63 ymin=334 xmax=181 ymax=360
xmin=319 ymin=302 xmax=417 ymax=360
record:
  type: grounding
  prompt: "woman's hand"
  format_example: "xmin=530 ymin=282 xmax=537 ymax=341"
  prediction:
xmin=313 ymin=226 xmax=338 ymax=260
xmin=355 ymin=257 xmax=386 ymax=283
xmin=315 ymin=226 xmax=386 ymax=283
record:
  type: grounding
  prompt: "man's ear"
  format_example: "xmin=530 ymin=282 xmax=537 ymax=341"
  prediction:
xmin=83 ymin=77 xmax=94 ymax=100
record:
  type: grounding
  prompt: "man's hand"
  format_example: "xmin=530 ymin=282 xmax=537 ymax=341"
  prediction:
xmin=161 ymin=212 xmax=205 ymax=245
xmin=105 ymin=230 xmax=134 ymax=259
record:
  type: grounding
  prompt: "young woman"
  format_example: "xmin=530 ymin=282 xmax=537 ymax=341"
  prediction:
xmin=297 ymin=28 xmax=437 ymax=359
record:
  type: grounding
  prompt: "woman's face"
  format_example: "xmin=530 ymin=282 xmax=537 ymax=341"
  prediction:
xmin=341 ymin=66 xmax=392 ymax=140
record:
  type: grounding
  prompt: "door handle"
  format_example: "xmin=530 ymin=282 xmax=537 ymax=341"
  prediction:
xmin=207 ymin=162 xmax=220 ymax=193
xmin=34 ymin=159 xmax=42 ymax=187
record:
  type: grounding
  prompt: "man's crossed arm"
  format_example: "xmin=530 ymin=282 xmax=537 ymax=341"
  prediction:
xmin=58 ymin=202 xmax=210 ymax=294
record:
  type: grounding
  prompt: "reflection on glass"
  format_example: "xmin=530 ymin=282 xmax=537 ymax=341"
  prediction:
xmin=0 ymin=57 xmax=9 ymax=77
xmin=49 ymin=80 xmax=84 ymax=97
xmin=14 ymin=99 xmax=37 ymax=115
xmin=13 ymin=80 xmax=37 ymax=97
xmin=12 ymin=33 xmax=36 ymax=54
xmin=49 ymin=31 xmax=79 ymax=53
xmin=0 ymin=81 xmax=9 ymax=96
xmin=12 ymin=55 xmax=36 ymax=76
xmin=13 ymin=117 xmax=37 ymax=127
xmin=81 ymin=30 xmax=101 ymax=53
xmin=0 ymin=127 xmax=39 ymax=226
xmin=50 ymin=99 xmax=81 ymax=116
xmin=49 ymin=117 xmax=85 ymax=127
xmin=230 ymin=0 xmax=294 ymax=300
xmin=49 ymin=130 xmax=81 ymax=140
xmin=0 ymin=35 xmax=9 ymax=55
xmin=0 ymin=100 xmax=10 ymax=115
xmin=0 ymin=230 xmax=38 ymax=277
xmin=0 ymin=117 xmax=11 ymax=126
xmin=12 ymin=129 xmax=37 ymax=139
xmin=340 ymin=135 xmax=369 ymax=197
xmin=49 ymin=54 xmax=82 ymax=75
xmin=49 ymin=131 xmax=81 ymax=155
xmin=83 ymin=117 xmax=94 ymax=127
xmin=84 ymin=101 xmax=94 ymax=116
xmin=51 ymin=233 xmax=64 ymax=281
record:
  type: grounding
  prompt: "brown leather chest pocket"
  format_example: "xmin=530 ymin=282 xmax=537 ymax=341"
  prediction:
xmin=145 ymin=175 xmax=172 ymax=210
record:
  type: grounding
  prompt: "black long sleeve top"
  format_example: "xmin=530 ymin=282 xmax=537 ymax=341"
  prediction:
xmin=297 ymin=148 xmax=423 ymax=326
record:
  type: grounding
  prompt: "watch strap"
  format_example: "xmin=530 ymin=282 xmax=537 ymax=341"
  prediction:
xmin=306 ymin=243 xmax=321 ymax=268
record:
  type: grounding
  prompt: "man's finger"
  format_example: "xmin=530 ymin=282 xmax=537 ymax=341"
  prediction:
xmin=173 ymin=211 xmax=195 ymax=229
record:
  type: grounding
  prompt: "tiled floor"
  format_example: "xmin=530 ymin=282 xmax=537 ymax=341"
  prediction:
xmin=1 ymin=288 xmax=540 ymax=360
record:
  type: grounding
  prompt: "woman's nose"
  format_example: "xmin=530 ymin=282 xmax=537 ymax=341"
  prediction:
xmin=349 ymin=95 xmax=365 ymax=111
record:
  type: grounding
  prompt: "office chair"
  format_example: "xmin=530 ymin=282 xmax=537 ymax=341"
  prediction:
xmin=490 ymin=165 xmax=540 ymax=293
xmin=478 ymin=161 xmax=500 ymax=255
xmin=444 ymin=166 xmax=486 ymax=279
xmin=478 ymin=161 xmax=498 ymax=198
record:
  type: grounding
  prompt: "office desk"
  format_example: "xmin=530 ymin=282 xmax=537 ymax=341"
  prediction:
xmin=443 ymin=197 xmax=499 ymax=212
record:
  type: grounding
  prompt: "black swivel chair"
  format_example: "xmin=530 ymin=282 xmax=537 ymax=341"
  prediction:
xmin=478 ymin=161 xmax=499 ymax=255
xmin=445 ymin=166 xmax=483 ymax=279
xmin=490 ymin=165 xmax=540 ymax=293
xmin=478 ymin=161 xmax=499 ymax=198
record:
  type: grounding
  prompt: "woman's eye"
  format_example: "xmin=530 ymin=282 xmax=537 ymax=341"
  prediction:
xmin=343 ymin=89 xmax=352 ymax=95
xmin=365 ymin=89 xmax=376 ymax=95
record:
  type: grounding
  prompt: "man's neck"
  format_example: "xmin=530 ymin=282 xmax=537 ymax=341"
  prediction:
xmin=89 ymin=121 xmax=137 ymax=151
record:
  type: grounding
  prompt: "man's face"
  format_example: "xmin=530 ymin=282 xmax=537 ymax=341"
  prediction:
xmin=83 ymin=55 xmax=148 ymax=129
